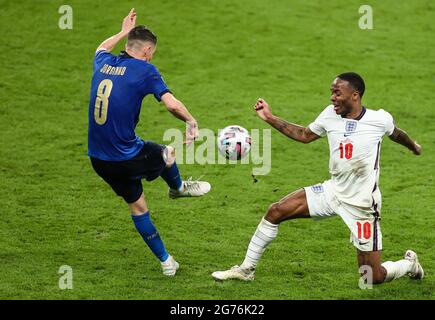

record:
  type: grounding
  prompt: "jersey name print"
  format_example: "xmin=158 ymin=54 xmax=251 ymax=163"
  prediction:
xmin=99 ymin=64 xmax=127 ymax=76
xmin=309 ymin=105 xmax=395 ymax=208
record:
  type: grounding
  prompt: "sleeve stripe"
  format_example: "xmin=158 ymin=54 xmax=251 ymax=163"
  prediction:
xmin=95 ymin=48 xmax=107 ymax=55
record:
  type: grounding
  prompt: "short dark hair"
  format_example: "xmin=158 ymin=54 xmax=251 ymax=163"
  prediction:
xmin=127 ymin=25 xmax=157 ymax=46
xmin=337 ymin=72 xmax=365 ymax=97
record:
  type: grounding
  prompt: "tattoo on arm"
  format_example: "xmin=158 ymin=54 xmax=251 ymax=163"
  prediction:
xmin=389 ymin=127 xmax=416 ymax=151
xmin=276 ymin=118 xmax=291 ymax=131
xmin=268 ymin=116 xmax=310 ymax=143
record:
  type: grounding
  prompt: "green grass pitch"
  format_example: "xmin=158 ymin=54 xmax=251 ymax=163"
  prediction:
xmin=0 ymin=0 xmax=434 ymax=299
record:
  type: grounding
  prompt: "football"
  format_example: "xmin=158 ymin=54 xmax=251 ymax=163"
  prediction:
xmin=217 ymin=125 xmax=251 ymax=160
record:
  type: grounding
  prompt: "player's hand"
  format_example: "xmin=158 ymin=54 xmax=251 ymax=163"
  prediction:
xmin=121 ymin=8 xmax=137 ymax=35
xmin=254 ymin=98 xmax=273 ymax=122
xmin=184 ymin=120 xmax=199 ymax=145
xmin=413 ymin=142 xmax=422 ymax=155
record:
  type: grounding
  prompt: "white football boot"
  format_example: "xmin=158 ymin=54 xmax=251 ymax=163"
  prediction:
xmin=161 ymin=255 xmax=179 ymax=276
xmin=169 ymin=177 xmax=211 ymax=199
xmin=404 ymin=250 xmax=424 ymax=280
xmin=211 ymin=265 xmax=255 ymax=281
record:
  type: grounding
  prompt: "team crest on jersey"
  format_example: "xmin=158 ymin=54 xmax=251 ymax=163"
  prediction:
xmin=345 ymin=121 xmax=357 ymax=132
xmin=311 ymin=185 xmax=324 ymax=193
xmin=344 ymin=121 xmax=357 ymax=136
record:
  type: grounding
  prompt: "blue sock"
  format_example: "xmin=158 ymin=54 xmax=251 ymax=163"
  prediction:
xmin=161 ymin=162 xmax=182 ymax=190
xmin=131 ymin=212 xmax=169 ymax=262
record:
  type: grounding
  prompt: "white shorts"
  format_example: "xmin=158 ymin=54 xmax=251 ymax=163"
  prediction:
xmin=304 ymin=180 xmax=382 ymax=252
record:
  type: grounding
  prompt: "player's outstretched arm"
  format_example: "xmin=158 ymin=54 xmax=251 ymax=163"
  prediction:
xmin=96 ymin=8 xmax=137 ymax=52
xmin=389 ymin=127 xmax=422 ymax=155
xmin=254 ymin=98 xmax=320 ymax=144
xmin=161 ymin=92 xmax=198 ymax=144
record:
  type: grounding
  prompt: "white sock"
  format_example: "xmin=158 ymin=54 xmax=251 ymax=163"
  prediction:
xmin=382 ymin=260 xmax=413 ymax=282
xmin=240 ymin=218 xmax=279 ymax=270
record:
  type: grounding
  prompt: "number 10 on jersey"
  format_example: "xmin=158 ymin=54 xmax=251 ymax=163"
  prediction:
xmin=339 ymin=142 xmax=353 ymax=159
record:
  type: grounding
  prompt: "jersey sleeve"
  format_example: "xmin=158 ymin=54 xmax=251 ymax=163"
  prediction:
xmin=380 ymin=109 xmax=395 ymax=136
xmin=144 ymin=67 xmax=171 ymax=102
xmin=308 ymin=106 xmax=330 ymax=137
xmin=93 ymin=49 xmax=113 ymax=71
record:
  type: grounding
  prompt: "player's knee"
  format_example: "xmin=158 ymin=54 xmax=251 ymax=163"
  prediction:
xmin=128 ymin=193 xmax=148 ymax=215
xmin=163 ymin=146 xmax=176 ymax=167
xmin=265 ymin=202 xmax=285 ymax=224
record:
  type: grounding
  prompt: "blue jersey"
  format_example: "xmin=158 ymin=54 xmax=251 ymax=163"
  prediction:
xmin=88 ymin=50 xmax=170 ymax=161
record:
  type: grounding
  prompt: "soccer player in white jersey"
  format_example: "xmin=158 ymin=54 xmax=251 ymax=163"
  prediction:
xmin=212 ymin=72 xmax=424 ymax=284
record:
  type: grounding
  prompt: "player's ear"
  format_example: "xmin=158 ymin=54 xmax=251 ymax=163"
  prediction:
xmin=352 ymin=91 xmax=359 ymax=101
xmin=141 ymin=46 xmax=148 ymax=59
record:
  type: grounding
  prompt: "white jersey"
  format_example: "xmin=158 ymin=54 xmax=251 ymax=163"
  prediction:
xmin=309 ymin=105 xmax=395 ymax=208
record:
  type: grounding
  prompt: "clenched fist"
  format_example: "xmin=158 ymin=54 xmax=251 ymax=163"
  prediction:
xmin=254 ymin=98 xmax=273 ymax=122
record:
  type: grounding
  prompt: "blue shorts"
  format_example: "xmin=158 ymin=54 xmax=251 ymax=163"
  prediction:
xmin=90 ymin=141 xmax=166 ymax=203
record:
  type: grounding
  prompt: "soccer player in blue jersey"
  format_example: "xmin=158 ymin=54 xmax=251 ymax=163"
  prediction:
xmin=88 ymin=9 xmax=211 ymax=276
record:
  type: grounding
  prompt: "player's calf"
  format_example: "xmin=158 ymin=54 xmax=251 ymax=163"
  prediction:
xmin=357 ymin=250 xmax=387 ymax=284
xmin=359 ymin=265 xmax=387 ymax=284
xmin=373 ymin=270 xmax=387 ymax=284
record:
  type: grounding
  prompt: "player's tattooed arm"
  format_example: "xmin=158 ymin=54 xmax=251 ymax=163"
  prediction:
xmin=268 ymin=116 xmax=319 ymax=144
xmin=96 ymin=9 xmax=136 ymax=52
xmin=254 ymin=98 xmax=320 ymax=143
xmin=389 ymin=127 xmax=421 ymax=155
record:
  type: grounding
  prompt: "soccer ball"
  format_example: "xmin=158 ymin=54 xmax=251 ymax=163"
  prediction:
xmin=217 ymin=125 xmax=251 ymax=160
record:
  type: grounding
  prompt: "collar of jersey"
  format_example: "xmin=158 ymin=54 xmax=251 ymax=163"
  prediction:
xmin=119 ymin=51 xmax=134 ymax=59
xmin=341 ymin=106 xmax=366 ymax=120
